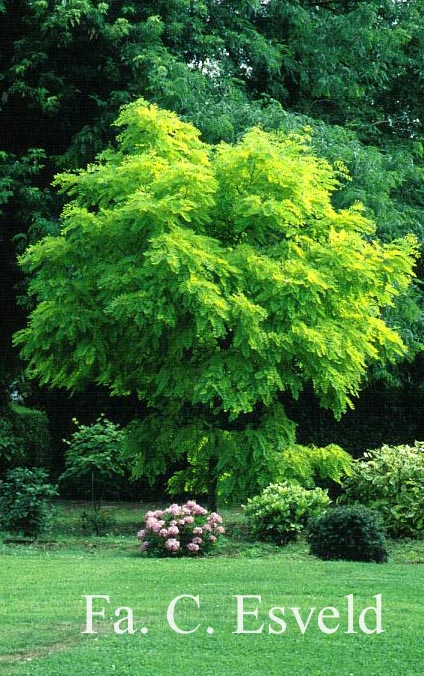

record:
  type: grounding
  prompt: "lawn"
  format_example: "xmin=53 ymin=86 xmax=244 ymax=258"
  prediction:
xmin=1 ymin=502 xmax=424 ymax=676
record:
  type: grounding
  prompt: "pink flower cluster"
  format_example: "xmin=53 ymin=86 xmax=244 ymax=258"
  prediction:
xmin=137 ymin=501 xmax=225 ymax=557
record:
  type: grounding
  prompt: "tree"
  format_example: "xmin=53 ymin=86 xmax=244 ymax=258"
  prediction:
xmin=3 ymin=0 xmax=424 ymax=440
xmin=0 ymin=0 xmax=282 ymax=165
xmin=0 ymin=0 xmax=285 ymax=418
xmin=14 ymin=100 xmax=417 ymax=506
xmin=59 ymin=415 xmax=125 ymax=509
xmin=256 ymin=0 xmax=424 ymax=142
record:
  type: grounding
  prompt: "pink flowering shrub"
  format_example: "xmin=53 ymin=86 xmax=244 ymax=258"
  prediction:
xmin=137 ymin=501 xmax=225 ymax=557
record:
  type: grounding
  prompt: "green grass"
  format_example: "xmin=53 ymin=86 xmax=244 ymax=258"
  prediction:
xmin=1 ymin=502 xmax=424 ymax=675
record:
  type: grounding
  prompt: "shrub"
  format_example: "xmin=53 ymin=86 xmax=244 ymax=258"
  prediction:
xmin=60 ymin=415 xmax=126 ymax=507
xmin=8 ymin=404 xmax=51 ymax=467
xmin=0 ymin=404 xmax=51 ymax=472
xmin=0 ymin=416 xmax=22 ymax=469
xmin=0 ymin=467 xmax=58 ymax=537
xmin=137 ymin=501 xmax=225 ymax=557
xmin=340 ymin=442 xmax=424 ymax=538
xmin=308 ymin=505 xmax=388 ymax=563
xmin=243 ymin=482 xmax=330 ymax=545
xmin=79 ymin=509 xmax=116 ymax=536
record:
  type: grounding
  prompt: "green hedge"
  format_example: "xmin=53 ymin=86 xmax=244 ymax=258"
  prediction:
xmin=0 ymin=404 xmax=51 ymax=473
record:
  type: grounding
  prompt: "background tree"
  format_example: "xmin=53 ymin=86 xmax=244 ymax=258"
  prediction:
xmin=0 ymin=0 xmax=285 ymax=430
xmin=15 ymin=101 xmax=417 ymax=505
xmin=59 ymin=415 xmax=125 ymax=509
xmin=3 ymin=0 xmax=424 ymax=475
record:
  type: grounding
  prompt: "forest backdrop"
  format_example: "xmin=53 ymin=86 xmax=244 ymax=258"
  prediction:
xmin=2 ymin=0 xmax=424 ymax=498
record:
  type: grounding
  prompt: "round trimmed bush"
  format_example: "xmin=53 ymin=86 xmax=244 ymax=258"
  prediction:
xmin=308 ymin=505 xmax=388 ymax=563
xmin=243 ymin=481 xmax=330 ymax=545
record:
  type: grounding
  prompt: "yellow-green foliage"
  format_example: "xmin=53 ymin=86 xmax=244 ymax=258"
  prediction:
xmin=15 ymin=100 xmax=418 ymax=492
xmin=275 ymin=443 xmax=353 ymax=488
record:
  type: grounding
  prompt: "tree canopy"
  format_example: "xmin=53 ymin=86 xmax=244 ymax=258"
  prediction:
xmin=14 ymin=100 xmax=417 ymax=499
xmin=2 ymin=0 xmax=424 ymax=480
